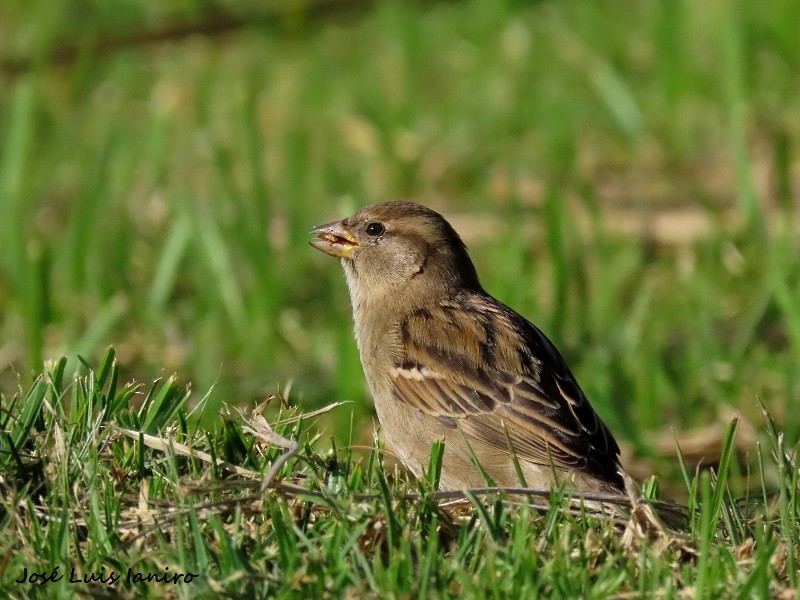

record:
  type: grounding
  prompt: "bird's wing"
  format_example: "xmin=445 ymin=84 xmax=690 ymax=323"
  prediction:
xmin=392 ymin=294 xmax=623 ymax=487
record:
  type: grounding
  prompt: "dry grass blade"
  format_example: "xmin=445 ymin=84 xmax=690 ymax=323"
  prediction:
xmin=113 ymin=419 xmax=688 ymax=526
xmin=237 ymin=411 xmax=299 ymax=491
xmin=272 ymin=401 xmax=350 ymax=426
xmin=621 ymin=471 xmax=695 ymax=558
xmin=113 ymin=425 xmax=262 ymax=479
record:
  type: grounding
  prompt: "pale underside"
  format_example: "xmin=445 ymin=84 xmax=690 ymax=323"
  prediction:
xmin=375 ymin=394 xmax=621 ymax=494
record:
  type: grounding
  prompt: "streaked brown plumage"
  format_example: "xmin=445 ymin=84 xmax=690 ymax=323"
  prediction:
xmin=311 ymin=201 xmax=625 ymax=492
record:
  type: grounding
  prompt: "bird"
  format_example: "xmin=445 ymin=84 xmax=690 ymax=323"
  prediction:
xmin=310 ymin=201 xmax=626 ymax=494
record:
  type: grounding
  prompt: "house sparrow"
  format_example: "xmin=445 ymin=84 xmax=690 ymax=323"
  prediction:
xmin=311 ymin=201 xmax=625 ymax=493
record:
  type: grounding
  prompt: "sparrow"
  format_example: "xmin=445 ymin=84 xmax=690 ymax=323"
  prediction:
xmin=310 ymin=201 xmax=625 ymax=493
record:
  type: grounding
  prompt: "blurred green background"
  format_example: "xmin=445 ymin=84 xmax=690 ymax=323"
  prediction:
xmin=1 ymin=0 xmax=798 ymax=484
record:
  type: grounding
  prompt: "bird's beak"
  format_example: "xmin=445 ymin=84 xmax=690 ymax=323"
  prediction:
xmin=309 ymin=220 xmax=360 ymax=259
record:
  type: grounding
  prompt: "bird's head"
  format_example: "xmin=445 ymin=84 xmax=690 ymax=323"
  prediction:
xmin=311 ymin=201 xmax=481 ymax=311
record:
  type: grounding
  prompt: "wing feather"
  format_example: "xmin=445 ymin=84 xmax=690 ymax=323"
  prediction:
xmin=391 ymin=295 xmax=623 ymax=488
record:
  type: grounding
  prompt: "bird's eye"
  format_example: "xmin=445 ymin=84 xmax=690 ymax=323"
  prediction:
xmin=365 ymin=222 xmax=385 ymax=236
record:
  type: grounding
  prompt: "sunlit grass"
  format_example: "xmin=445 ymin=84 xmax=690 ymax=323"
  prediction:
xmin=0 ymin=352 xmax=798 ymax=596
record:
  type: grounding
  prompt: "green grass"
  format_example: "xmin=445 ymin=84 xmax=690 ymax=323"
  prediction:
xmin=1 ymin=0 xmax=800 ymax=596
xmin=0 ymin=352 xmax=798 ymax=597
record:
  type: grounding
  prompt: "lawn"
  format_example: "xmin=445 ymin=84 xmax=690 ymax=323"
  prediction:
xmin=1 ymin=0 xmax=799 ymax=597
